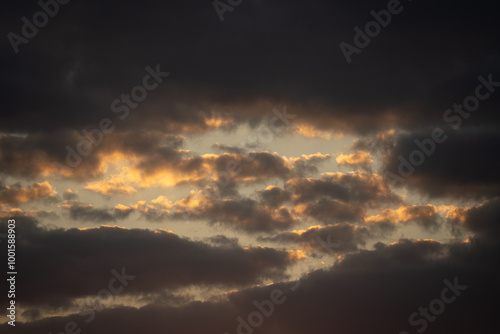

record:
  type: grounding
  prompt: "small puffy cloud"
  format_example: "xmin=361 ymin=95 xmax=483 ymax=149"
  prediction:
xmin=336 ymin=150 xmax=373 ymax=167
xmin=61 ymin=197 xmax=134 ymax=223
xmin=84 ymin=177 xmax=137 ymax=196
xmin=289 ymin=153 xmax=331 ymax=176
xmin=62 ymin=189 xmax=79 ymax=201
xmin=294 ymin=124 xmax=342 ymax=140
xmin=365 ymin=205 xmax=440 ymax=230
xmin=259 ymin=186 xmax=292 ymax=208
xmin=0 ymin=181 xmax=58 ymax=206
xmin=127 ymin=200 xmax=170 ymax=222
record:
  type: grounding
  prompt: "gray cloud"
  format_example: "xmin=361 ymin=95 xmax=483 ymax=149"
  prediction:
xmin=259 ymin=223 xmax=378 ymax=254
xmin=6 ymin=237 xmax=500 ymax=334
xmin=1 ymin=0 xmax=499 ymax=137
xmin=0 ymin=181 xmax=58 ymax=206
xmin=0 ymin=217 xmax=299 ymax=309
xmin=384 ymin=127 xmax=500 ymax=198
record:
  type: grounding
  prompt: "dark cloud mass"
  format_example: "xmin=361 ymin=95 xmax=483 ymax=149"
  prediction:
xmin=1 ymin=0 xmax=499 ymax=333
xmin=447 ymin=197 xmax=500 ymax=242
xmin=384 ymin=127 xmax=500 ymax=198
xmin=0 ymin=217 xmax=299 ymax=309
xmin=1 ymin=0 xmax=499 ymax=136
xmin=3 ymin=237 xmax=499 ymax=334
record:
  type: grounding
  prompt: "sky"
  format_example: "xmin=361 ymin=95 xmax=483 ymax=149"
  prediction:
xmin=0 ymin=0 xmax=499 ymax=333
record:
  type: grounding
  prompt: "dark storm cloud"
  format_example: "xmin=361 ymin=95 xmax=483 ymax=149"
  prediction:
xmin=6 ymin=237 xmax=500 ymax=334
xmin=1 ymin=0 xmax=499 ymax=136
xmin=1 ymin=0 xmax=499 ymax=186
xmin=0 ymin=217 xmax=299 ymax=309
xmin=384 ymin=127 xmax=500 ymax=198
